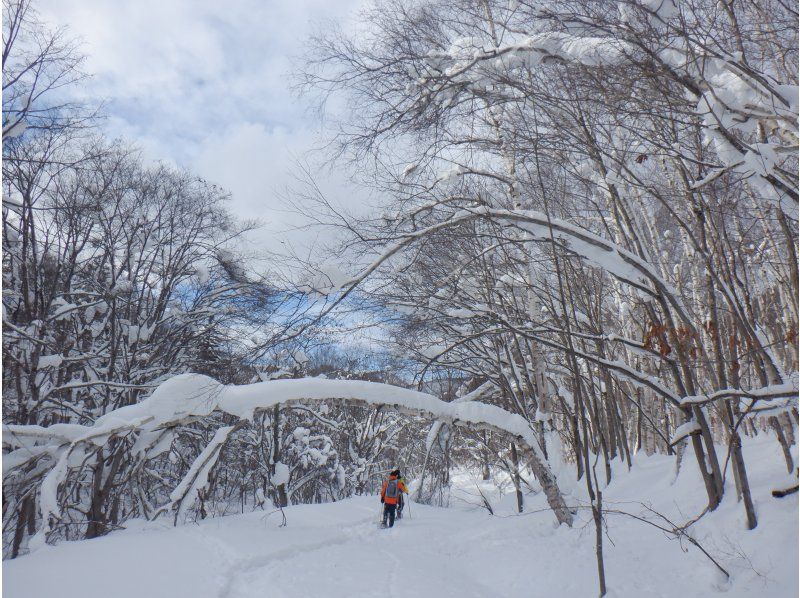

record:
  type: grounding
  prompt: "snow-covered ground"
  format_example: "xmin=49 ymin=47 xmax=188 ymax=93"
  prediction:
xmin=4 ymin=435 xmax=797 ymax=598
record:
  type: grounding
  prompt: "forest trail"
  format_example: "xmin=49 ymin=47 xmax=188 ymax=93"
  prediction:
xmin=5 ymin=496 xmax=540 ymax=598
xmin=3 ymin=437 xmax=797 ymax=598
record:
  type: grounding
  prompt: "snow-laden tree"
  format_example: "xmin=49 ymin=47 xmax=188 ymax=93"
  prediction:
xmin=1 ymin=140 xmax=262 ymax=550
xmin=2 ymin=5 xmax=797 ymax=598
xmin=2 ymin=0 xmax=91 ymax=140
xmin=3 ymin=373 xmax=576 ymax=553
xmin=297 ymin=0 xmax=797 ymax=555
xmin=0 ymin=0 xmax=271 ymax=555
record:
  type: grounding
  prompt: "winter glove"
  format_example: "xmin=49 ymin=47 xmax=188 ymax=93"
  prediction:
xmin=381 ymin=497 xmax=385 ymax=504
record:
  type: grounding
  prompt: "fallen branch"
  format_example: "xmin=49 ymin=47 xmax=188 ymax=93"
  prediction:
xmin=771 ymin=485 xmax=798 ymax=498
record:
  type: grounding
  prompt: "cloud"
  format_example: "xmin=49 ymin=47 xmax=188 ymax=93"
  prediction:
xmin=194 ymin=123 xmax=309 ymax=243
xmin=35 ymin=0 xmax=370 ymax=253
xmin=193 ymin=120 xmax=374 ymax=258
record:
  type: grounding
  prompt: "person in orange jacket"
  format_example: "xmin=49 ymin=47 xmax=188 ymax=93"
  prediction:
xmin=380 ymin=469 xmax=407 ymax=528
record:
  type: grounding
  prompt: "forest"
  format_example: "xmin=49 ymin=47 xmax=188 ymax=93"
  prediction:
xmin=2 ymin=0 xmax=798 ymax=596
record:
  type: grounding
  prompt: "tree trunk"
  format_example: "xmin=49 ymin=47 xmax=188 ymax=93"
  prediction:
xmin=272 ymin=404 xmax=288 ymax=508
xmin=770 ymin=416 xmax=795 ymax=474
xmin=594 ymin=490 xmax=607 ymax=597
xmin=11 ymin=496 xmax=32 ymax=558
xmin=724 ymin=404 xmax=757 ymax=529
xmin=510 ymin=442 xmax=523 ymax=514
xmin=481 ymin=431 xmax=491 ymax=480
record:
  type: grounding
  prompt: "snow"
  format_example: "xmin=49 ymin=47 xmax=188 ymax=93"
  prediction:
xmin=127 ymin=323 xmax=153 ymax=344
xmin=446 ymin=307 xmax=475 ymax=318
xmin=402 ymin=162 xmax=417 ymax=178
xmin=51 ymin=302 xmax=78 ymax=321
xmin=641 ymin=0 xmax=678 ymax=20
xmin=37 ymin=354 xmax=64 ymax=369
xmin=273 ymin=462 xmax=291 ymax=486
xmin=522 ymin=32 xmax=630 ymax=66
xmin=679 ymin=381 xmax=799 ymax=407
xmin=96 ymin=373 xmax=223 ymax=429
xmin=419 ymin=344 xmax=448 ymax=359
xmin=17 ymin=374 xmax=522 ymax=446
xmin=467 ymin=32 xmax=634 ymax=72
xmin=169 ymin=425 xmax=239 ymax=523
xmin=437 ymin=165 xmax=467 ymax=184
xmin=4 ymin=436 xmax=796 ymax=598
xmin=669 ymin=420 xmax=701 ymax=445
xmin=28 ymin=450 xmax=71 ymax=551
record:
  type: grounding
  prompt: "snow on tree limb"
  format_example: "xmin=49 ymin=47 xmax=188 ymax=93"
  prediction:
xmin=28 ymin=449 xmax=71 ymax=551
xmin=424 ymin=381 xmax=497 ymax=455
xmin=16 ymin=365 xmax=795 ymax=545
xmin=679 ymin=382 xmax=799 ymax=407
xmin=14 ymin=374 xmax=576 ymax=535
xmin=219 ymin=376 xmax=571 ymax=528
xmin=333 ymin=206 xmax=692 ymax=328
xmin=669 ymin=421 xmax=701 ymax=446
xmin=165 ymin=423 xmax=246 ymax=524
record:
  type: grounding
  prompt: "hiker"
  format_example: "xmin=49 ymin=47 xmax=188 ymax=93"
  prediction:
xmin=380 ymin=469 xmax=407 ymax=528
xmin=396 ymin=470 xmax=407 ymax=519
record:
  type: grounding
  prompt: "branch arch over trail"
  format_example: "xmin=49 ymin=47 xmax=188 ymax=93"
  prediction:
xmin=5 ymin=374 xmax=574 ymax=549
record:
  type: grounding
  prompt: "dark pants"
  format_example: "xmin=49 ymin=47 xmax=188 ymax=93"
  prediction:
xmin=397 ymin=494 xmax=404 ymax=519
xmin=382 ymin=503 xmax=397 ymax=527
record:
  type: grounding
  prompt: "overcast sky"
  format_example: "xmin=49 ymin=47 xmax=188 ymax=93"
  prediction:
xmin=37 ymin=0 xmax=370 ymax=257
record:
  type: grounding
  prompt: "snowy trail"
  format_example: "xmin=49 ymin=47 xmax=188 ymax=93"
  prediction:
xmin=222 ymin=510 xmax=380 ymax=598
xmin=3 ymin=437 xmax=797 ymax=598
xmin=3 ymin=494 xmax=571 ymax=598
xmin=222 ymin=503 xmax=510 ymax=598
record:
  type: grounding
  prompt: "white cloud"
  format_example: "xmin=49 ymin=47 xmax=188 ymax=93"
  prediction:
xmin=36 ymin=0 xmax=370 ymax=254
xmin=194 ymin=121 xmax=373 ymax=257
xmin=194 ymin=122 xmax=310 ymax=249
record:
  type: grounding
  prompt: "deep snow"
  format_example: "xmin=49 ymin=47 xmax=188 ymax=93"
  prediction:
xmin=3 ymin=436 xmax=797 ymax=598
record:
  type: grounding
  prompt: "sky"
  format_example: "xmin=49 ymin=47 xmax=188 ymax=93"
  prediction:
xmin=37 ymin=0 xmax=371 ymax=259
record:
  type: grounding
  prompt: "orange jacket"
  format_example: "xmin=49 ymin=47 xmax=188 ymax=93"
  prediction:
xmin=380 ymin=475 xmax=407 ymax=505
